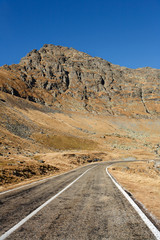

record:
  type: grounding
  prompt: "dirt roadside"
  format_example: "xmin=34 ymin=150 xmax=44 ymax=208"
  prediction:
xmin=108 ymin=160 xmax=160 ymax=227
xmin=0 ymin=163 xmax=156 ymax=240
xmin=0 ymin=151 xmax=108 ymax=192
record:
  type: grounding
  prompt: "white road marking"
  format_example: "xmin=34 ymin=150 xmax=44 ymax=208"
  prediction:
xmin=106 ymin=166 xmax=160 ymax=240
xmin=0 ymin=163 xmax=97 ymax=196
xmin=0 ymin=166 xmax=95 ymax=240
xmin=0 ymin=160 xmax=137 ymax=196
xmin=0 ymin=178 xmax=47 ymax=196
xmin=0 ymin=171 xmax=73 ymax=196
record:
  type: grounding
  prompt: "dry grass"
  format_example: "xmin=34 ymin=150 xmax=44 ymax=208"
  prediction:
xmin=109 ymin=161 xmax=160 ymax=222
xmin=0 ymin=151 xmax=108 ymax=191
xmin=32 ymin=133 xmax=98 ymax=150
xmin=0 ymin=91 xmax=160 ymax=191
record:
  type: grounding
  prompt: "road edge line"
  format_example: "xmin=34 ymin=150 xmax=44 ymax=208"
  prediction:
xmin=0 ymin=166 xmax=96 ymax=240
xmin=0 ymin=162 xmax=98 ymax=196
xmin=106 ymin=165 xmax=160 ymax=240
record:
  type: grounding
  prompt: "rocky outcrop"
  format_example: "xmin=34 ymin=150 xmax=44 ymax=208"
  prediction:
xmin=0 ymin=44 xmax=160 ymax=117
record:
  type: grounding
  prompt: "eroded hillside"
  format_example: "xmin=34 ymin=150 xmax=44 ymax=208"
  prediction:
xmin=0 ymin=44 xmax=160 ymax=117
xmin=0 ymin=90 xmax=160 ymax=188
xmin=0 ymin=44 xmax=160 ymax=188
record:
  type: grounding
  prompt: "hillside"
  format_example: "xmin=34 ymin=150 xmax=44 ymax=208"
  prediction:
xmin=0 ymin=44 xmax=160 ymax=188
xmin=0 ymin=44 xmax=160 ymax=117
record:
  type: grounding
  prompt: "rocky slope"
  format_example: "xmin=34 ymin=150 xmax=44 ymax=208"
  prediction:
xmin=0 ymin=44 xmax=160 ymax=188
xmin=0 ymin=44 xmax=160 ymax=118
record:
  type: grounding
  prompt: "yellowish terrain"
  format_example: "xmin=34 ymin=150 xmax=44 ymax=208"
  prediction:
xmin=0 ymin=91 xmax=160 ymax=222
xmin=109 ymin=161 xmax=160 ymax=224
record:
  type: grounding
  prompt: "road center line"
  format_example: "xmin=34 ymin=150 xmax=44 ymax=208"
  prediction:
xmin=0 ymin=166 xmax=96 ymax=240
xmin=106 ymin=165 xmax=160 ymax=240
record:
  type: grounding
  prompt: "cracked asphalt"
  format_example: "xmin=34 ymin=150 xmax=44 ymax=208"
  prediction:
xmin=0 ymin=162 xmax=156 ymax=239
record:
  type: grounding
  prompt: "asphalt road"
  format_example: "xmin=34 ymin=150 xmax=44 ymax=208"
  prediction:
xmin=0 ymin=162 xmax=157 ymax=240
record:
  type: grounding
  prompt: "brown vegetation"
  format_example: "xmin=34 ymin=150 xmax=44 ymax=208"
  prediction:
xmin=109 ymin=161 xmax=160 ymax=224
xmin=0 ymin=89 xmax=160 ymax=190
xmin=0 ymin=44 xmax=160 ymax=227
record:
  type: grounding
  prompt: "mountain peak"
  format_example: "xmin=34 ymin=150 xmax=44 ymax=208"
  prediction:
xmin=0 ymin=45 xmax=160 ymax=118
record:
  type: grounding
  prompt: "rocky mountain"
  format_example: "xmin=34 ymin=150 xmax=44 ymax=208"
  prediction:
xmin=1 ymin=44 xmax=160 ymax=188
xmin=0 ymin=44 xmax=160 ymax=118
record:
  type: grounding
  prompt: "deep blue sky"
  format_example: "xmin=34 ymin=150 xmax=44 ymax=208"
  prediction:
xmin=0 ymin=0 xmax=160 ymax=69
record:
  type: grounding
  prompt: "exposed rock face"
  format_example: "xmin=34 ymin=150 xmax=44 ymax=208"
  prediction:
xmin=0 ymin=44 xmax=160 ymax=117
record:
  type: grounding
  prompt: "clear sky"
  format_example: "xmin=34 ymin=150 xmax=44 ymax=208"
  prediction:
xmin=0 ymin=0 xmax=160 ymax=69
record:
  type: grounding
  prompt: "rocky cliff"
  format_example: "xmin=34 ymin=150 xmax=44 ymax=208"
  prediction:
xmin=0 ymin=44 xmax=160 ymax=117
xmin=1 ymin=45 xmax=160 ymax=187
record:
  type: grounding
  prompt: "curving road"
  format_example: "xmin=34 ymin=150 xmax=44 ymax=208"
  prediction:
xmin=0 ymin=162 xmax=158 ymax=240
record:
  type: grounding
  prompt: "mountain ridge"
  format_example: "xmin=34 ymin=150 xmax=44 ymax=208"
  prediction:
xmin=0 ymin=45 xmax=160 ymax=188
xmin=0 ymin=44 xmax=160 ymax=118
